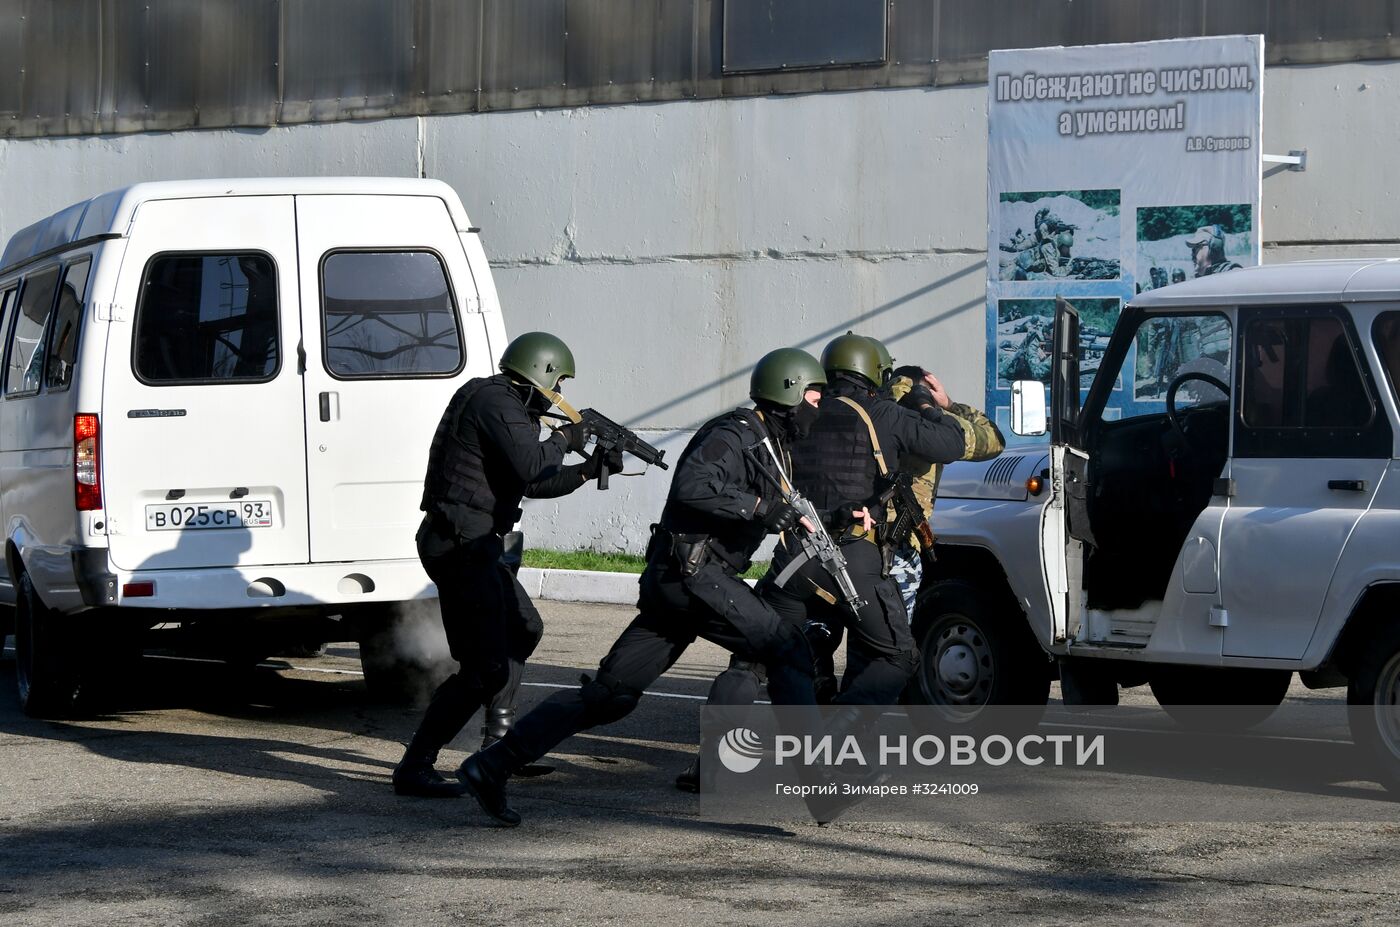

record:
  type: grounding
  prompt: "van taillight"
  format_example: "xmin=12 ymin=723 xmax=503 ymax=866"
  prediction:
xmin=75 ymin=413 xmax=101 ymax=511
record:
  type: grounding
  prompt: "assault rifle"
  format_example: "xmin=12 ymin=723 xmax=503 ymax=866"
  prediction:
xmin=877 ymin=470 xmax=934 ymax=553
xmin=545 ymin=408 xmax=668 ymax=490
xmin=747 ymin=437 xmax=867 ymax=614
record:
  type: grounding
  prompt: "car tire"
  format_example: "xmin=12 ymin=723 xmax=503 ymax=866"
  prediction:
xmin=1346 ymin=623 xmax=1400 ymax=793
xmin=1148 ymin=666 xmax=1291 ymax=731
xmin=904 ymin=580 xmax=1051 ymax=725
xmin=15 ymin=570 xmax=82 ymax=718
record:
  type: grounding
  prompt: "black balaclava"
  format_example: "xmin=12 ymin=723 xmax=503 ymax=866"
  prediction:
xmin=757 ymin=399 xmax=820 ymax=441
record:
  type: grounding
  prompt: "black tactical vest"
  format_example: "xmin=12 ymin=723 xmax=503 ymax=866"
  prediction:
xmin=421 ymin=376 xmax=493 ymax=514
xmin=791 ymin=388 xmax=880 ymax=515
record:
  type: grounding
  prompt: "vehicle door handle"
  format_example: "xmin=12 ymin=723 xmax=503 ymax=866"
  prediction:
xmin=319 ymin=391 xmax=339 ymax=422
xmin=1327 ymin=479 xmax=1368 ymax=492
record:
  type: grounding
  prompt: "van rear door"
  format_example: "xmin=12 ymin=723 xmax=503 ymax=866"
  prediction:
xmin=103 ymin=196 xmax=310 ymax=570
xmin=294 ymin=194 xmax=489 ymax=563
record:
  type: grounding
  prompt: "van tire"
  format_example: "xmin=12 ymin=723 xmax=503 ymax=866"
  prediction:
xmin=15 ymin=571 xmax=82 ymax=718
xmin=1347 ymin=623 xmax=1400 ymax=792
xmin=904 ymin=580 xmax=1051 ymax=725
xmin=1148 ymin=666 xmax=1291 ymax=731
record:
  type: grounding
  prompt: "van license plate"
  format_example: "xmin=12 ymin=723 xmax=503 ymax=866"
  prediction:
xmin=145 ymin=501 xmax=274 ymax=531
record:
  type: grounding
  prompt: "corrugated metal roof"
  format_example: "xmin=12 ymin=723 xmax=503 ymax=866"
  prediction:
xmin=1 ymin=0 xmax=1396 ymax=139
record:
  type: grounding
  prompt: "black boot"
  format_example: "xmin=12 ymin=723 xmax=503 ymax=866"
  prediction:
xmin=674 ymin=758 xmax=700 ymax=793
xmin=482 ymin=707 xmax=555 ymax=777
xmin=392 ymin=744 xmax=465 ymax=798
xmin=457 ymin=745 xmax=521 ymax=827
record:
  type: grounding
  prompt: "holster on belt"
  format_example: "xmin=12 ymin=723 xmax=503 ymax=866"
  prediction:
xmin=649 ymin=524 xmax=712 ymax=578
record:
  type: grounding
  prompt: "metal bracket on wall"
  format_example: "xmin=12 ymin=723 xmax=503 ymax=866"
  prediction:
xmin=1262 ymin=149 xmax=1307 ymax=171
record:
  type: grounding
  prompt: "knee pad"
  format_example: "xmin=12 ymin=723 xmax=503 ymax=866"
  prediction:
xmin=725 ymin=656 xmax=768 ymax=686
xmin=579 ymin=671 xmax=641 ymax=725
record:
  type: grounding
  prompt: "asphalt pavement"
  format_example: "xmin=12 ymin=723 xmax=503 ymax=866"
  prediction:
xmin=1 ymin=600 xmax=1398 ymax=926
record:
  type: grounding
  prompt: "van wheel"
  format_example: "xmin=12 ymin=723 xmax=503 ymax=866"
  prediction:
xmin=905 ymin=580 xmax=1050 ymax=724
xmin=15 ymin=571 xmax=82 ymax=717
xmin=1148 ymin=666 xmax=1291 ymax=731
xmin=1347 ymin=624 xmax=1400 ymax=792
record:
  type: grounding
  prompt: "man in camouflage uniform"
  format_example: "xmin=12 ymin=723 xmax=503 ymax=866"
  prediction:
xmin=877 ymin=345 xmax=1005 ymax=617
xmin=1003 ymin=318 xmax=1051 ymax=382
xmin=1187 ymin=225 xmax=1242 ymax=278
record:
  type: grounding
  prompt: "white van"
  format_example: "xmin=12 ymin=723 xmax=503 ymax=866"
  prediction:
xmin=0 ymin=178 xmax=508 ymax=715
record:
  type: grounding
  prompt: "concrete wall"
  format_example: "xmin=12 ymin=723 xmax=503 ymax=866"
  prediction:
xmin=0 ymin=61 xmax=1396 ymax=552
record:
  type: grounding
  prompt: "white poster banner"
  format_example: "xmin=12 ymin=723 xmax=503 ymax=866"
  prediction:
xmin=986 ymin=35 xmax=1263 ymax=432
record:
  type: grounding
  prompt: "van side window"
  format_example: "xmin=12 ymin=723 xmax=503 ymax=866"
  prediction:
xmin=321 ymin=251 xmax=463 ymax=378
xmin=1373 ymin=312 xmax=1400 ymax=405
xmin=6 ymin=265 xmax=60 ymax=397
xmin=134 ymin=253 xmax=279 ymax=383
xmin=45 ymin=258 xmax=91 ymax=391
xmin=0 ymin=286 xmax=17 ymax=375
xmin=1235 ymin=307 xmax=1391 ymax=458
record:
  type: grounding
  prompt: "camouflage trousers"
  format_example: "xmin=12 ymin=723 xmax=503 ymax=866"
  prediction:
xmin=890 ymin=543 xmax=923 ymax=620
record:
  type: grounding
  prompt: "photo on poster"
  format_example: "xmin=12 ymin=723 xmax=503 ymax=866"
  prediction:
xmin=997 ymin=190 xmax=1121 ymax=281
xmin=995 ymin=298 xmax=1122 ymax=391
xmin=1136 ymin=204 xmax=1252 ymax=292
xmin=1133 ymin=313 xmax=1232 ymax=402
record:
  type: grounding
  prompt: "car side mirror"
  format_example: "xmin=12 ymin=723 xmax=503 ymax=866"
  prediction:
xmin=1010 ymin=380 xmax=1048 ymax=436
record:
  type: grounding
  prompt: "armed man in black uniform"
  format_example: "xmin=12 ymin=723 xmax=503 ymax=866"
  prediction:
xmin=392 ymin=332 xmax=618 ymax=798
xmin=454 ymin=348 xmax=828 ymax=826
xmin=761 ymin=334 xmax=968 ymax=707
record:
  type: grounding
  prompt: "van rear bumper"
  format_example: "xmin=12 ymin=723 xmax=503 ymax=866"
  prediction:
xmin=88 ymin=558 xmax=437 ymax=611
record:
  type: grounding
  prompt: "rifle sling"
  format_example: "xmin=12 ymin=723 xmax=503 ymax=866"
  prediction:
xmin=538 ymin=385 xmax=584 ymax=425
xmin=833 ymin=396 xmax=888 ymax=477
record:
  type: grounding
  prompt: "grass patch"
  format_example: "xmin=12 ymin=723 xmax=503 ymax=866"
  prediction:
xmin=523 ymin=548 xmax=769 ymax=580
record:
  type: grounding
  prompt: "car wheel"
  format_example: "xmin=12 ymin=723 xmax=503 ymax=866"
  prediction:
xmin=1148 ymin=666 xmax=1291 ymax=731
xmin=905 ymin=580 xmax=1050 ymax=725
xmin=1347 ymin=623 xmax=1400 ymax=793
xmin=15 ymin=571 xmax=82 ymax=718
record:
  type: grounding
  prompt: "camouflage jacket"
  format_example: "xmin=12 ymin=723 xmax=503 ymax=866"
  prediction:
xmin=887 ymin=376 xmax=1005 ymax=525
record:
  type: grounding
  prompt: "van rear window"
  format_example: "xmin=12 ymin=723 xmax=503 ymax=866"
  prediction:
xmin=6 ymin=265 xmax=60 ymax=396
xmin=134 ymin=253 xmax=279 ymax=383
xmin=320 ymin=251 xmax=463 ymax=378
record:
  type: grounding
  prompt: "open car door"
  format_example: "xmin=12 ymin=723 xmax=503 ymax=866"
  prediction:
xmin=1040 ymin=296 xmax=1094 ymax=643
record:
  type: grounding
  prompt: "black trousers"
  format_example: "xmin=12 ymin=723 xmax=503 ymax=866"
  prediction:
xmin=754 ymin=536 xmax=917 ymax=706
xmin=409 ymin=532 xmax=544 ymax=758
xmin=500 ymin=558 xmax=817 ymax=766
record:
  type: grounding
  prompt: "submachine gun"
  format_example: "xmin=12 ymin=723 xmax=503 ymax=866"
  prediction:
xmin=543 ymin=403 xmax=668 ymax=490
xmin=746 ymin=436 xmax=867 ymax=615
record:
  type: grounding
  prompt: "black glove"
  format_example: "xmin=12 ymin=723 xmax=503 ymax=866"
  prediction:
xmin=756 ymin=497 xmax=801 ymax=533
xmin=826 ymin=501 xmax=865 ymax=532
xmin=581 ymin=447 xmax=625 ymax=481
xmin=555 ymin=421 xmax=592 ymax=454
xmin=901 ymin=382 xmax=937 ymax=411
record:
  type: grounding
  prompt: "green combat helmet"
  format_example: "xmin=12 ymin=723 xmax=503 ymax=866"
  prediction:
xmin=499 ymin=332 xmax=576 ymax=392
xmin=750 ymin=348 xmax=827 ymax=407
xmin=821 ymin=332 xmax=884 ymax=387
xmin=864 ymin=335 xmax=895 ymax=386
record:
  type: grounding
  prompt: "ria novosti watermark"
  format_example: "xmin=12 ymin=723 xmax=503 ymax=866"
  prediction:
xmin=698 ymin=704 xmax=1400 ymax=825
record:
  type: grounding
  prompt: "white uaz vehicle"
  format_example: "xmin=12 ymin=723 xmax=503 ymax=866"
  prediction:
xmin=0 ymin=178 xmax=508 ymax=715
xmin=914 ymin=262 xmax=1400 ymax=787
